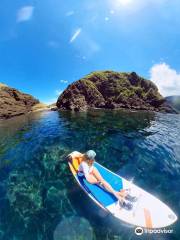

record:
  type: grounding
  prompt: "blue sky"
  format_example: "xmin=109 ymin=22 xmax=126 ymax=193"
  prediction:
xmin=0 ymin=0 xmax=180 ymax=103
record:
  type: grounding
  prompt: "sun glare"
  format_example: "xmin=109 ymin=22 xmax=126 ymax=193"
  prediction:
xmin=118 ymin=0 xmax=132 ymax=6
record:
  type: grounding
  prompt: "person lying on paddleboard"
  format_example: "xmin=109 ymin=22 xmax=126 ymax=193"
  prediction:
xmin=78 ymin=150 xmax=136 ymax=210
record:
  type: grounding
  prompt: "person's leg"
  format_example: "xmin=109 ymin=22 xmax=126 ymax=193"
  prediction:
xmin=86 ymin=174 xmax=99 ymax=184
xmin=91 ymin=167 xmax=104 ymax=182
xmin=92 ymin=167 xmax=124 ymax=200
xmin=91 ymin=168 xmax=133 ymax=210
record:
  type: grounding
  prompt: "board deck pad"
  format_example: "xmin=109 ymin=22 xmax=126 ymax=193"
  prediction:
xmin=68 ymin=151 xmax=178 ymax=228
xmin=78 ymin=162 xmax=123 ymax=207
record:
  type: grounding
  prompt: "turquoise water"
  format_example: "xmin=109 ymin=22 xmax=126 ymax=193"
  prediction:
xmin=0 ymin=110 xmax=179 ymax=240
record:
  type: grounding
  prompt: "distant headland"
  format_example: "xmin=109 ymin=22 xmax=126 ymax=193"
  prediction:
xmin=165 ymin=96 xmax=180 ymax=112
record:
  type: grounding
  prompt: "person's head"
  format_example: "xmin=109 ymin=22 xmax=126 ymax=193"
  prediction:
xmin=83 ymin=150 xmax=96 ymax=166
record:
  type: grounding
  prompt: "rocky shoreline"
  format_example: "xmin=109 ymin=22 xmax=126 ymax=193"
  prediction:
xmin=0 ymin=71 xmax=178 ymax=120
xmin=0 ymin=83 xmax=39 ymax=120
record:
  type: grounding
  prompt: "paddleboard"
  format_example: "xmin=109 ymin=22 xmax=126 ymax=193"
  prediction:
xmin=68 ymin=151 xmax=178 ymax=228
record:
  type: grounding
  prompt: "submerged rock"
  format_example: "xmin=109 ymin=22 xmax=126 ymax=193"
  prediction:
xmin=56 ymin=71 xmax=176 ymax=113
xmin=0 ymin=83 xmax=39 ymax=119
xmin=3 ymin=145 xmax=73 ymax=238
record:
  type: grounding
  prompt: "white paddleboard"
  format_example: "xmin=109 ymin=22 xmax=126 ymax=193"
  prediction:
xmin=68 ymin=151 xmax=178 ymax=229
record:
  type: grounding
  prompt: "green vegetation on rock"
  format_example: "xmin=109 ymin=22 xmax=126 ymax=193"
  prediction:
xmin=57 ymin=71 xmax=175 ymax=113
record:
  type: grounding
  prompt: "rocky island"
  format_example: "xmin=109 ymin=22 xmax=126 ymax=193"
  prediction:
xmin=57 ymin=71 xmax=176 ymax=113
xmin=0 ymin=83 xmax=40 ymax=119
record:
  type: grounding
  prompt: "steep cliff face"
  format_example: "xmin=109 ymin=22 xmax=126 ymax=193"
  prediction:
xmin=56 ymin=71 xmax=176 ymax=113
xmin=0 ymin=83 xmax=39 ymax=119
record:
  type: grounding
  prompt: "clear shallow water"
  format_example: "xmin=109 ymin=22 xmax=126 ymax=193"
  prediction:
xmin=0 ymin=110 xmax=179 ymax=240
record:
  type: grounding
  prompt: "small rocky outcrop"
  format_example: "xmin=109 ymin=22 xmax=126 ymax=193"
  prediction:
xmin=48 ymin=103 xmax=58 ymax=111
xmin=56 ymin=71 xmax=176 ymax=113
xmin=0 ymin=83 xmax=39 ymax=119
xmin=165 ymin=96 xmax=180 ymax=112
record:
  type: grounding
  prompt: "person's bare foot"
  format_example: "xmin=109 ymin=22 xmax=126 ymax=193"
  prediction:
xmin=118 ymin=189 xmax=128 ymax=198
xmin=114 ymin=192 xmax=125 ymax=201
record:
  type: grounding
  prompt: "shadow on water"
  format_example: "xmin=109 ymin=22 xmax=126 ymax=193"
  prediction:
xmin=0 ymin=109 xmax=179 ymax=240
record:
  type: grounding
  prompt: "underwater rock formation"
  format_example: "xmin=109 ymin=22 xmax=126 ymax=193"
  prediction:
xmin=0 ymin=146 xmax=73 ymax=239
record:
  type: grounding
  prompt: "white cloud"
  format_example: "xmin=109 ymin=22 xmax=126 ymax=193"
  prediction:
xmin=17 ymin=6 xmax=34 ymax=22
xmin=66 ymin=10 xmax=75 ymax=16
xmin=70 ymin=28 xmax=82 ymax=43
xmin=117 ymin=0 xmax=133 ymax=6
xmin=87 ymin=39 xmax=100 ymax=54
xmin=48 ymin=41 xmax=59 ymax=48
xmin=75 ymin=37 xmax=100 ymax=59
xmin=55 ymin=90 xmax=63 ymax=96
xmin=150 ymin=63 xmax=180 ymax=96
xmin=110 ymin=10 xmax=115 ymax=14
xmin=69 ymin=29 xmax=100 ymax=59
xmin=109 ymin=0 xmax=166 ymax=14
xmin=60 ymin=80 xmax=68 ymax=84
